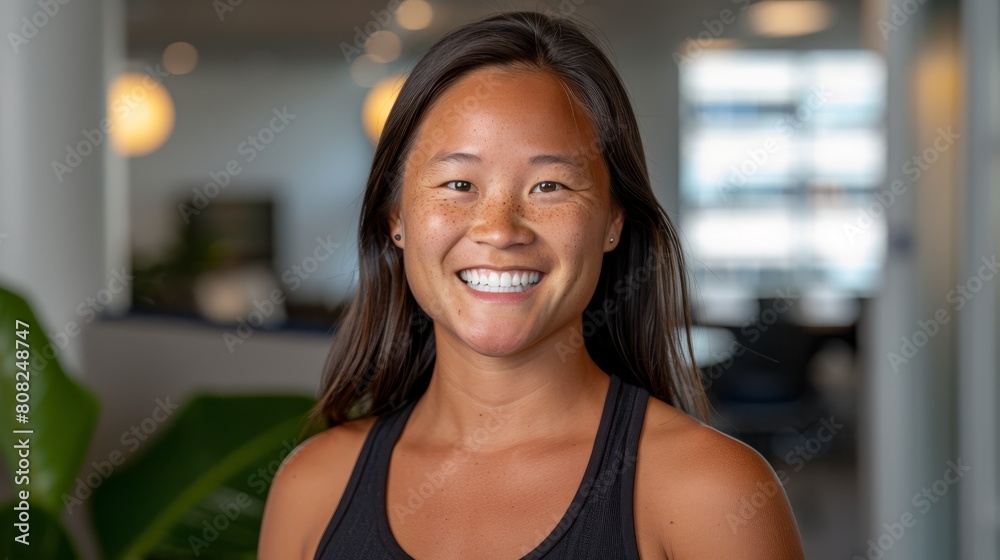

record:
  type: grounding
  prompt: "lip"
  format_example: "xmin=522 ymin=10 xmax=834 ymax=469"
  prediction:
xmin=455 ymin=270 xmax=544 ymax=303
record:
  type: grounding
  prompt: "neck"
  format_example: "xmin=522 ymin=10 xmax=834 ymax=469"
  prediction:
xmin=406 ymin=320 xmax=611 ymax=452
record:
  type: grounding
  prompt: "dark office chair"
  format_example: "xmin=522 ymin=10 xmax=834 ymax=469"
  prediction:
xmin=703 ymin=297 xmax=824 ymax=451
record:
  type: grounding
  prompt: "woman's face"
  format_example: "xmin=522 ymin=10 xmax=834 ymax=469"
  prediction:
xmin=390 ymin=66 xmax=623 ymax=357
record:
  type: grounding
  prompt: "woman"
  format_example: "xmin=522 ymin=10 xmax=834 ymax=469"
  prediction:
xmin=260 ymin=10 xmax=804 ymax=560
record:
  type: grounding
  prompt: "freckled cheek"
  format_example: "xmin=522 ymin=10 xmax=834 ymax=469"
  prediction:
xmin=405 ymin=201 xmax=468 ymax=259
xmin=536 ymin=206 xmax=598 ymax=247
xmin=540 ymin=208 xmax=604 ymax=283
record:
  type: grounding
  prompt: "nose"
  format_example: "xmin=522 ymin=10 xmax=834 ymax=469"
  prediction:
xmin=467 ymin=190 xmax=534 ymax=249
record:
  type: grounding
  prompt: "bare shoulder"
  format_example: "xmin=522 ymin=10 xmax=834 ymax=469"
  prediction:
xmin=258 ymin=415 xmax=378 ymax=560
xmin=634 ymin=396 xmax=805 ymax=560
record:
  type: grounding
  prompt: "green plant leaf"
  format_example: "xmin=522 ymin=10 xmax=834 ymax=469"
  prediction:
xmin=0 ymin=286 xmax=101 ymax=515
xmin=91 ymin=394 xmax=319 ymax=559
xmin=0 ymin=500 xmax=80 ymax=560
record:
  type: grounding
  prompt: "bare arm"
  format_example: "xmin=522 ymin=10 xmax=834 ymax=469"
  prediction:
xmin=657 ymin=426 xmax=805 ymax=559
xmin=258 ymin=420 xmax=374 ymax=560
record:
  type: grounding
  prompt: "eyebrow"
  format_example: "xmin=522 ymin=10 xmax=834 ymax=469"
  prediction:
xmin=426 ymin=151 xmax=588 ymax=172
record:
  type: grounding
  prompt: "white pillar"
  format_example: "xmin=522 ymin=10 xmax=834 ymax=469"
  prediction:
xmin=0 ymin=0 xmax=125 ymax=376
xmin=859 ymin=0 xmax=959 ymax=558
xmin=959 ymin=0 xmax=1000 ymax=557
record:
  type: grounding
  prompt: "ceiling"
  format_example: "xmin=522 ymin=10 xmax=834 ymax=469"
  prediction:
xmin=126 ymin=0 xmax=868 ymax=58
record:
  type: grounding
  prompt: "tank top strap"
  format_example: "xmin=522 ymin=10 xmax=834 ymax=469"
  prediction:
xmin=312 ymin=401 xmax=416 ymax=560
xmin=523 ymin=374 xmax=649 ymax=560
xmin=593 ymin=375 xmax=650 ymax=487
xmin=616 ymin=379 xmax=650 ymax=559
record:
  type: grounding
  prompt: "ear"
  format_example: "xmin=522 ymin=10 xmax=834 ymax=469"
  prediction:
xmin=388 ymin=206 xmax=404 ymax=249
xmin=605 ymin=204 xmax=625 ymax=252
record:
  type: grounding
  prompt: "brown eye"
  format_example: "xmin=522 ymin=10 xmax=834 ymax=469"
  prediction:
xmin=443 ymin=180 xmax=475 ymax=192
xmin=532 ymin=181 xmax=566 ymax=193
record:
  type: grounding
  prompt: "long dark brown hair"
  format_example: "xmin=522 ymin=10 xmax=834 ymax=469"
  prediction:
xmin=311 ymin=10 xmax=709 ymax=428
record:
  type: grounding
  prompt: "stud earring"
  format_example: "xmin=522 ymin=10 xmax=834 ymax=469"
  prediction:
xmin=610 ymin=237 xmax=615 ymax=243
xmin=394 ymin=234 xmax=401 ymax=240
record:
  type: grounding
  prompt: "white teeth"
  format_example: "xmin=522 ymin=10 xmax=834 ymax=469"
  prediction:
xmin=458 ymin=268 xmax=542 ymax=293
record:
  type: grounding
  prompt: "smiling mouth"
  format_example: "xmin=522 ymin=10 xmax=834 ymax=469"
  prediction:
xmin=456 ymin=269 xmax=544 ymax=293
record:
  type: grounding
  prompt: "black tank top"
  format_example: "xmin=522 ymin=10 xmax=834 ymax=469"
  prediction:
xmin=314 ymin=373 xmax=650 ymax=559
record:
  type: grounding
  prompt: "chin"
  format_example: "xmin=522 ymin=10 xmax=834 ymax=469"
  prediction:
xmin=458 ymin=328 xmax=532 ymax=357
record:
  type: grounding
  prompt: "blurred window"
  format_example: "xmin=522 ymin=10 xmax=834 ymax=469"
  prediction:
xmin=679 ymin=50 xmax=886 ymax=296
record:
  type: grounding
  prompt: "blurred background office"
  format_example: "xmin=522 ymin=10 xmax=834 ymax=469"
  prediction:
xmin=0 ymin=0 xmax=997 ymax=559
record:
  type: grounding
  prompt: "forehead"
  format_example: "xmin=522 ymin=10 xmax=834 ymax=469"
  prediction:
xmin=406 ymin=66 xmax=603 ymax=169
